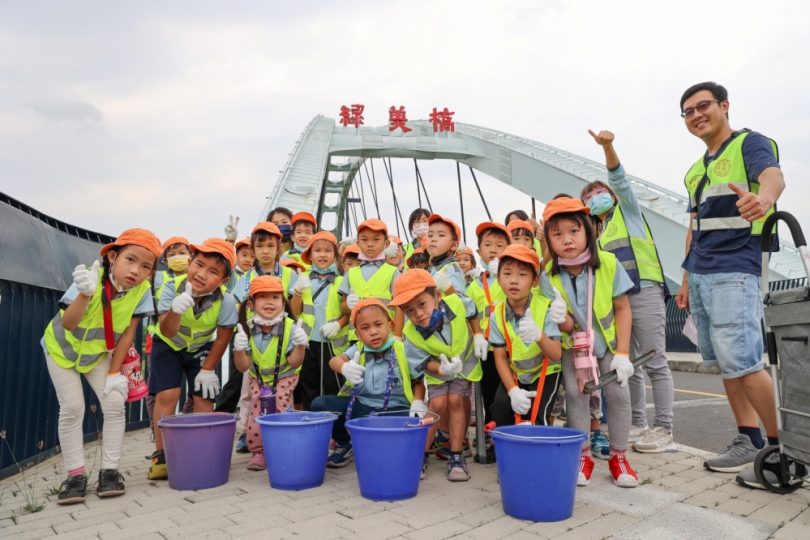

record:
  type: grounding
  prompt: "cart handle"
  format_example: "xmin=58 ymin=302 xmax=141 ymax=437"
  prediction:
xmin=761 ymin=211 xmax=806 ymax=251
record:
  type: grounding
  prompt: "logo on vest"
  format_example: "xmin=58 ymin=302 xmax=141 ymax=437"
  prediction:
xmin=713 ymin=159 xmax=731 ymax=177
xmin=605 ymin=223 xmax=618 ymax=237
xmin=687 ymin=175 xmax=701 ymax=192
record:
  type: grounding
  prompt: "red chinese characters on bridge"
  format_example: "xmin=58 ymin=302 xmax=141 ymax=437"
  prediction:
xmin=430 ymin=107 xmax=455 ymax=132
xmin=388 ymin=106 xmax=412 ymax=132
xmin=339 ymin=104 xmax=365 ymax=128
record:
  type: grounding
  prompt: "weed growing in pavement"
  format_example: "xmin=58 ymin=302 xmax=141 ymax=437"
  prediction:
xmin=1 ymin=432 xmax=47 ymax=514
xmin=641 ymin=477 xmax=653 ymax=485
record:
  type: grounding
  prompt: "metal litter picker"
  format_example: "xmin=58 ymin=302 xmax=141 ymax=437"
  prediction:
xmin=755 ymin=211 xmax=810 ymax=493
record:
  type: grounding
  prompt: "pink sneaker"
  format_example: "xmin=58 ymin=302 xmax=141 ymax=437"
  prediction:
xmin=247 ymin=452 xmax=266 ymax=471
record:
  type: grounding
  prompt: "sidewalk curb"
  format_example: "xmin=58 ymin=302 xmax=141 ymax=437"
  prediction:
xmin=668 ymin=359 xmax=721 ymax=375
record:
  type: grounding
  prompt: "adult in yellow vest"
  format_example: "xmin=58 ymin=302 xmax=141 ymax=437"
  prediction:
xmin=581 ymin=129 xmax=676 ymax=455
xmin=675 ymin=83 xmax=785 ymax=487
xmin=42 ymin=229 xmax=162 ymax=505
xmin=402 ymin=208 xmax=431 ymax=269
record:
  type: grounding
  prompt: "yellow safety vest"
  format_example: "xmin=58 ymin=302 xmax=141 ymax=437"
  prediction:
xmin=493 ymin=294 xmax=561 ymax=384
xmin=44 ymin=269 xmax=149 ymax=373
xmin=242 ymin=265 xmax=293 ymax=299
xmin=346 ymin=263 xmax=397 ymax=342
xmin=300 ymin=275 xmax=350 ymax=355
xmin=402 ymin=294 xmax=481 ymax=385
xmin=466 ymin=272 xmax=506 ymax=338
xmin=337 ymin=341 xmax=414 ymax=403
xmin=284 ymin=251 xmax=311 ymax=271
xmin=155 ymin=275 xmax=225 ymax=352
xmin=247 ymin=318 xmax=297 ymax=385
xmin=546 ymin=251 xmax=618 ymax=353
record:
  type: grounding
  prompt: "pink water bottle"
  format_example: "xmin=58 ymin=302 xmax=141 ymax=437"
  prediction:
xmin=121 ymin=347 xmax=148 ymax=402
xmin=571 ymin=331 xmax=599 ymax=393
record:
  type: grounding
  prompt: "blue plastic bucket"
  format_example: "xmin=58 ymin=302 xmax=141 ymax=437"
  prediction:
xmin=489 ymin=425 xmax=587 ymax=522
xmin=255 ymin=411 xmax=337 ymax=490
xmin=344 ymin=415 xmax=430 ymax=501
xmin=157 ymin=413 xmax=238 ymax=491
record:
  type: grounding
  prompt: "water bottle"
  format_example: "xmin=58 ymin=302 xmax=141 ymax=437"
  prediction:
xmin=121 ymin=346 xmax=148 ymax=402
xmin=257 ymin=384 xmax=277 ymax=416
xmin=571 ymin=330 xmax=599 ymax=393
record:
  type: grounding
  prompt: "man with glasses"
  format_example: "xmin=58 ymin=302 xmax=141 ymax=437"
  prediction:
xmin=675 ymin=82 xmax=785 ymax=489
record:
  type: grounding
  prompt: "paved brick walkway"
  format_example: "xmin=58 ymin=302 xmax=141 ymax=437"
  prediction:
xmin=2 ymin=427 xmax=809 ymax=539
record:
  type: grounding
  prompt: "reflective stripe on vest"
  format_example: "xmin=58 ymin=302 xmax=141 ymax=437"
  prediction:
xmin=545 ymin=252 xmax=618 ymax=353
xmin=337 ymin=341 xmax=414 ymax=402
xmin=44 ymin=270 xmax=148 ymax=373
xmin=467 ymin=274 xmax=506 ymax=336
xmin=248 ymin=318 xmax=295 ymax=384
xmin=401 ymin=295 xmax=482 ymax=385
xmin=346 ymin=264 xmax=397 ymax=341
xmin=155 ymin=275 xmax=223 ymax=352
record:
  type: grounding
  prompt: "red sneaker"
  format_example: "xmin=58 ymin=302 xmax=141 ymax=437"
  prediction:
xmin=609 ymin=454 xmax=639 ymax=488
xmin=247 ymin=452 xmax=266 ymax=471
xmin=578 ymin=454 xmax=594 ymax=486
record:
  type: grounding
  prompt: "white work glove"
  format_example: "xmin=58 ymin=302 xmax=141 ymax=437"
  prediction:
xmin=233 ymin=324 xmax=249 ymax=351
xmin=339 ymin=236 xmax=357 ymax=248
xmin=224 ymin=215 xmax=239 ymax=241
xmin=383 ymin=242 xmax=399 ymax=258
xmin=73 ymin=260 xmax=100 ymax=297
xmin=473 ymin=333 xmax=488 ymax=360
xmin=341 ymin=351 xmax=366 ymax=385
xmin=518 ymin=308 xmax=543 ymax=344
xmin=433 ymin=272 xmax=452 ymax=292
xmin=290 ymin=320 xmax=308 ymax=346
xmin=409 ymin=399 xmax=428 ymax=418
xmin=611 ymin=353 xmax=634 ymax=388
xmin=549 ymin=289 xmax=568 ymax=325
xmin=103 ymin=373 xmax=129 ymax=399
xmin=488 ymin=257 xmax=499 ymax=275
xmin=194 ymin=369 xmax=221 ymax=400
xmin=346 ymin=288 xmax=361 ymax=310
xmin=171 ymin=283 xmax=195 ymax=315
xmin=438 ymin=354 xmax=463 ymax=377
xmin=294 ymin=270 xmax=312 ymax=295
xmin=465 ymin=267 xmax=482 ymax=279
xmin=508 ymin=386 xmax=537 ymax=415
xmin=320 ymin=321 xmax=340 ymax=339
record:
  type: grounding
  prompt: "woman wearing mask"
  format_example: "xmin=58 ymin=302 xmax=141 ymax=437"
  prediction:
xmin=403 ymin=208 xmax=430 ymax=269
xmin=267 ymin=207 xmax=295 ymax=255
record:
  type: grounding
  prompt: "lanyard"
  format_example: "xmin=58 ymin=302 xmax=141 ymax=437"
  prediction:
xmin=103 ymin=280 xmax=115 ymax=351
xmin=481 ymin=272 xmax=494 ymax=339
xmin=345 ymin=347 xmax=396 ymax=421
xmin=252 ymin=326 xmax=286 ymax=393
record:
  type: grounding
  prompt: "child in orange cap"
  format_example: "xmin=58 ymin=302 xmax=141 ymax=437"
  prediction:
xmin=391 ymin=269 xmax=484 ymax=482
xmin=232 ymin=276 xmax=309 ymax=470
xmin=539 ymin=197 xmax=638 ymax=488
xmin=385 ymin=235 xmax=405 ymax=270
xmin=42 ymin=229 xmax=161 ymax=504
xmin=148 ymin=238 xmax=239 ymax=481
xmin=507 ymin=220 xmax=536 ymax=249
xmin=234 ymin=222 xmax=298 ymax=303
xmin=290 ymin=232 xmax=351 ymax=410
xmin=340 ymin=243 xmax=361 ymax=274
xmin=406 ymin=247 xmax=428 ymax=270
xmin=234 ymin=238 xmax=255 ymax=278
xmin=425 ymin=214 xmax=469 ymax=301
xmin=488 ymin=245 xmax=563 ymax=430
xmin=455 ymin=245 xmax=478 ymax=287
xmin=280 ymin=211 xmax=318 ymax=270
xmin=311 ymin=299 xmax=425 ymax=468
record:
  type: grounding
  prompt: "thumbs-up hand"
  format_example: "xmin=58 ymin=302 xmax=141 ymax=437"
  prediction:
xmin=346 ymin=287 xmax=361 ymax=310
xmin=294 ymin=269 xmax=311 ymax=296
xmin=433 ymin=271 xmax=452 ymax=293
xmin=438 ymin=354 xmax=463 ymax=377
xmin=518 ymin=307 xmax=543 ymax=344
xmin=224 ymin=215 xmax=239 ymax=241
xmin=488 ymin=257 xmax=499 ymax=275
xmin=549 ymin=288 xmax=568 ymax=324
xmin=728 ymin=182 xmax=771 ymax=222
xmin=233 ymin=324 xmax=249 ymax=351
xmin=341 ymin=351 xmax=366 ymax=385
xmin=588 ymin=129 xmax=615 ymax=147
xmin=290 ymin=319 xmax=308 ymax=346
xmin=383 ymin=241 xmax=399 ymax=258
xmin=171 ymin=282 xmax=195 ymax=314
xmin=73 ymin=260 xmax=100 ymax=297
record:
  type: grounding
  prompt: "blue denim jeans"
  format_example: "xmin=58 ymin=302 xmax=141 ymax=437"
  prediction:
xmin=310 ymin=395 xmax=409 ymax=445
xmin=687 ymin=272 xmax=765 ymax=379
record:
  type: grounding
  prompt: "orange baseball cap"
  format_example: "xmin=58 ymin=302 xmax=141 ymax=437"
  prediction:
xmin=507 ymin=220 xmax=535 ymax=234
xmin=301 ymin=231 xmax=338 ymax=265
xmin=252 ymin=221 xmax=283 ymax=239
xmin=357 ymin=218 xmax=388 ymax=236
xmin=280 ymin=259 xmax=307 ymax=273
xmin=428 ymin=214 xmax=461 ymax=241
xmin=475 ymin=221 xmax=510 ymax=239
xmin=161 ymin=236 xmax=190 ymax=253
xmin=457 ymin=246 xmax=474 ymax=258
xmin=249 ymin=275 xmax=285 ymax=298
xmin=234 ymin=238 xmax=251 ymax=251
xmin=191 ymin=238 xmax=237 ymax=273
xmin=291 ymin=212 xmax=317 ymax=227
xmin=351 ymin=298 xmax=394 ymax=327
xmin=498 ymin=244 xmax=540 ymax=273
xmin=389 ymin=235 xmax=403 ymax=246
xmin=405 ymin=246 xmax=425 ymax=267
xmin=388 ymin=269 xmax=437 ymax=307
xmin=342 ymin=244 xmax=360 ymax=257
xmin=101 ymin=228 xmax=162 ymax=261
xmin=543 ymin=197 xmax=590 ymax=223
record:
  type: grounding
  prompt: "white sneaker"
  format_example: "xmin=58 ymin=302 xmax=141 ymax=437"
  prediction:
xmin=632 ymin=426 xmax=676 ymax=453
xmin=627 ymin=425 xmax=650 ymax=443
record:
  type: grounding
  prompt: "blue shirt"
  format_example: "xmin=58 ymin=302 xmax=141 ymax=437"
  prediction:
xmin=683 ymin=131 xmax=780 ymax=276
xmin=539 ymin=265 xmax=634 ymax=358
xmin=245 ymin=320 xmax=300 ymax=356
xmin=308 ymin=274 xmax=337 ymax=342
xmin=158 ymin=283 xmax=239 ymax=329
xmin=343 ymin=343 xmax=421 ymax=409
xmin=487 ymin=293 xmax=561 ymax=348
xmin=429 ymin=256 xmax=477 ymax=315
xmin=233 ymin=263 xmax=299 ymax=303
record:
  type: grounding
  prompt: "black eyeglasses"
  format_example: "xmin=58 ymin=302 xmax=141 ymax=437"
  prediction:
xmin=681 ymin=100 xmax=721 ymax=119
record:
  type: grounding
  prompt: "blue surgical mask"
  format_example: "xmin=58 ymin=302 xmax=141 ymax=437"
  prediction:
xmin=363 ymin=336 xmax=395 ymax=353
xmin=587 ymin=193 xmax=615 ymax=215
xmin=416 ymin=309 xmax=444 ymax=332
xmin=278 ymin=224 xmax=293 ymax=242
xmin=312 ymin=263 xmax=337 ymax=275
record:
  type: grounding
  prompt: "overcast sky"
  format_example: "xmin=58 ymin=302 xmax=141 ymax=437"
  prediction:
xmin=1 ymin=0 xmax=808 ymax=248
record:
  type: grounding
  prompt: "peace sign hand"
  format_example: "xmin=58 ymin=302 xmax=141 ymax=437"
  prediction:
xmin=224 ymin=215 xmax=240 ymax=241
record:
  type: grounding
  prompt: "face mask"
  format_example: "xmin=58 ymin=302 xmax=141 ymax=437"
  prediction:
xmin=252 ymin=311 xmax=286 ymax=326
xmin=294 ymin=243 xmax=308 ymax=252
xmin=312 ymin=263 xmax=337 ymax=275
xmin=558 ymin=249 xmax=592 ymax=266
xmin=278 ymin=224 xmax=293 ymax=242
xmin=412 ymin=223 xmax=429 ymax=237
xmin=363 ymin=336 xmax=395 ymax=353
xmin=416 ymin=308 xmax=444 ymax=331
xmin=107 ymin=255 xmax=129 ymax=292
xmin=586 ymin=193 xmax=615 ymax=215
xmin=167 ymin=255 xmax=189 ymax=273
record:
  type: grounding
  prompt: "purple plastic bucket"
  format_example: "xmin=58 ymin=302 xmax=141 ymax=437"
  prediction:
xmin=157 ymin=413 xmax=238 ymax=491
